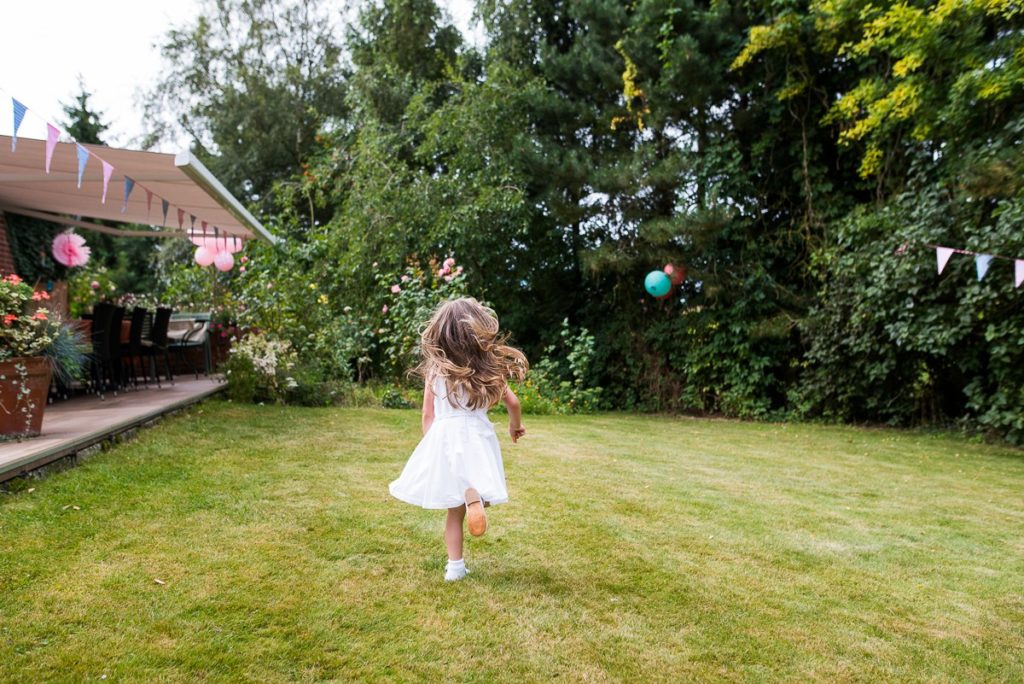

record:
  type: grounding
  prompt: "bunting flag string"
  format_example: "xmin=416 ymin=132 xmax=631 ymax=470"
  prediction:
xmin=929 ymin=244 xmax=1024 ymax=289
xmin=3 ymin=87 xmax=244 ymax=254
xmin=122 ymin=177 xmax=135 ymax=213
xmin=44 ymin=124 xmax=59 ymax=173
xmin=11 ymin=98 xmax=26 ymax=151
xmin=936 ymin=246 xmax=954 ymax=275
xmin=100 ymin=160 xmax=114 ymax=204
xmin=75 ymin=144 xmax=89 ymax=188
xmin=975 ymin=254 xmax=993 ymax=282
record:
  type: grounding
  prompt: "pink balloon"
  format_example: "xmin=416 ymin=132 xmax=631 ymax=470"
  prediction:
xmin=194 ymin=246 xmax=215 ymax=267
xmin=214 ymin=251 xmax=235 ymax=272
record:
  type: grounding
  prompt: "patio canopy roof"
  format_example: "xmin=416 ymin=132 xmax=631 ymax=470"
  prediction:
xmin=0 ymin=135 xmax=276 ymax=244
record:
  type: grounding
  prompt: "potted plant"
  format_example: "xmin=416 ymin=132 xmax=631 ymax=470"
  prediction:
xmin=0 ymin=273 xmax=87 ymax=438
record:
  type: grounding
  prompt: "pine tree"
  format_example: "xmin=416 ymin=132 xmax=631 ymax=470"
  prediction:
xmin=61 ymin=78 xmax=109 ymax=145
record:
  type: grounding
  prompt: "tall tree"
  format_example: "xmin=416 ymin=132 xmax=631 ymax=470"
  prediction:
xmin=61 ymin=78 xmax=109 ymax=145
xmin=144 ymin=0 xmax=348 ymax=225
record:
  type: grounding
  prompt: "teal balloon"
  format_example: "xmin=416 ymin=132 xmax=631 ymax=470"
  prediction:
xmin=644 ymin=270 xmax=672 ymax=297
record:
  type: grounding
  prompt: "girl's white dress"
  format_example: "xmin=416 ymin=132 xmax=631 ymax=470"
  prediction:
xmin=389 ymin=375 xmax=509 ymax=510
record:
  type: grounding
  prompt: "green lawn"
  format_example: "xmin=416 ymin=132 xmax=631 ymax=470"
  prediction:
xmin=1 ymin=403 xmax=1022 ymax=682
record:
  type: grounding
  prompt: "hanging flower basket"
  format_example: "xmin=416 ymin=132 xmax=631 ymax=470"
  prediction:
xmin=0 ymin=356 xmax=52 ymax=437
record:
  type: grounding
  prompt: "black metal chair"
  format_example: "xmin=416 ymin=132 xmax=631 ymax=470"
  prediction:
xmin=141 ymin=307 xmax=174 ymax=388
xmin=89 ymin=303 xmax=114 ymax=397
xmin=125 ymin=307 xmax=149 ymax=388
xmin=171 ymin=317 xmax=211 ymax=380
xmin=105 ymin=306 xmax=126 ymax=395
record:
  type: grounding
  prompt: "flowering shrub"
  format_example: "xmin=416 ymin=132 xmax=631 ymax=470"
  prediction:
xmin=375 ymin=256 xmax=468 ymax=378
xmin=508 ymin=320 xmax=603 ymax=414
xmin=115 ymin=291 xmax=163 ymax=311
xmin=0 ymin=274 xmax=56 ymax=360
xmin=223 ymin=331 xmax=350 ymax=406
xmin=224 ymin=332 xmax=296 ymax=403
xmin=67 ymin=264 xmax=117 ymax=317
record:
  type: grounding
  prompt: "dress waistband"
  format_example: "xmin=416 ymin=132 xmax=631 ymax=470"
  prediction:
xmin=433 ymin=412 xmax=491 ymax=424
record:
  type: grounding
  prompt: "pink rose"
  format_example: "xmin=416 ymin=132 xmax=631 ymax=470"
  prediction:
xmin=444 ymin=275 xmax=453 ymax=282
xmin=240 ymin=266 xmax=247 ymax=273
xmin=240 ymin=256 xmax=249 ymax=264
xmin=90 ymin=280 xmax=100 ymax=290
xmin=400 ymin=275 xmax=410 ymax=282
xmin=390 ymin=284 xmax=401 ymax=293
xmin=437 ymin=269 xmax=445 ymax=278
xmin=382 ymin=305 xmax=389 ymax=314
xmin=455 ymin=266 xmax=463 ymax=275
xmin=444 ymin=257 xmax=455 ymax=268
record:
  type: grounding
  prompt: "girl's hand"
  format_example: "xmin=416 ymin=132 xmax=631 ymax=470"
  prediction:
xmin=509 ymin=422 xmax=526 ymax=443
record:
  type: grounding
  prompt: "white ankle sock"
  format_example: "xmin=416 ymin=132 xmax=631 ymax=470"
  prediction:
xmin=444 ymin=558 xmax=468 ymax=581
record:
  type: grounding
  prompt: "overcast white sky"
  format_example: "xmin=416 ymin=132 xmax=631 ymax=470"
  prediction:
xmin=0 ymin=0 xmax=477 ymax=151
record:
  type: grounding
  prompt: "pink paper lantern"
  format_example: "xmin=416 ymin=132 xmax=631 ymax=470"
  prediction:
xmin=52 ymin=231 xmax=91 ymax=267
xmin=194 ymin=246 xmax=215 ymax=267
xmin=214 ymin=251 xmax=235 ymax=272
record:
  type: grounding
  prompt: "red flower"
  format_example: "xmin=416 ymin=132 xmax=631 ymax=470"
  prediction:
xmin=5 ymin=274 xmax=23 ymax=284
xmin=31 ymin=290 xmax=50 ymax=301
xmin=32 ymin=311 xmax=48 ymax=321
xmin=3 ymin=314 xmax=16 ymax=326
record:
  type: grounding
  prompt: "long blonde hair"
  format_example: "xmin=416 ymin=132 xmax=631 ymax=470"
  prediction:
xmin=416 ymin=297 xmax=528 ymax=409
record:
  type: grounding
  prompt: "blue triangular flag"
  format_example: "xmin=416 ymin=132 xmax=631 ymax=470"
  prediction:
xmin=75 ymin=144 xmax=90 ymax=188
xmin=975 ymin=254 xmax=994 ymax=281
xmin=11 ymin=98 xmax=27 ymax=151
xmin=122 ymin=177 xmax=135 ymax=213
xmin=161 ymin=199 xmax=170 ymax=225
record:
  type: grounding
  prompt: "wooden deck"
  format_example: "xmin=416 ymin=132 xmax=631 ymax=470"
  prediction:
xmin=0 ymin=377 xmax=224 ymax=482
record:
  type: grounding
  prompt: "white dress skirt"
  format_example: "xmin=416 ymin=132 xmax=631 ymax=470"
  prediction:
xmin=389 ymin=375 xmax=509 ymax=510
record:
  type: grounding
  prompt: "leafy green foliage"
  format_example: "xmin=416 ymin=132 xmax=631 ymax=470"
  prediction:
xmin=511 ymin=319 xmax=603 ymax=414
xmin=143 ymin=0 xmax=1024 ymax=442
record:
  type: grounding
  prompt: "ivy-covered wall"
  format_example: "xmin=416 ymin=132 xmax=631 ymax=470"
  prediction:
xmin=3 ymin=212 xmax=66 ymax=286
xmin=0 ymin=213 xmax=17 ymax=276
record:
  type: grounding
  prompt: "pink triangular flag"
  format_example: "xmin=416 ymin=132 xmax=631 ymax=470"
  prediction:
xmin=936 ymin=246 xmax=954 ymax=274
xmin=1016 ymin=259 xmax=1024 ymax=289
xmin=45 ymin=124 xmax=59 ymax=173
xmin=100 ymin=160 xmax=114 ymax=204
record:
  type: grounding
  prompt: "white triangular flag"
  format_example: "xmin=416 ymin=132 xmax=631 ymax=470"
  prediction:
xmin=935 ymin=246 xmax=954 ymax=274
xmin=1016 ymin=259 xmax=1024 ymax=288
xmin=975 ymin=254 xmax=993 ymax=281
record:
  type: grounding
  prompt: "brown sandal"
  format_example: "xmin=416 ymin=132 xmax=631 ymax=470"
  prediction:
xmin=465 ymin=488 xmax=487 ymax=537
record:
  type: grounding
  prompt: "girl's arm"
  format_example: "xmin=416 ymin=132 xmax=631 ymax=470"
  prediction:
xmin=422 ymin=379 xmax=435 ymax=435
xmin=503 ymin=386 xmax=526 ymax=443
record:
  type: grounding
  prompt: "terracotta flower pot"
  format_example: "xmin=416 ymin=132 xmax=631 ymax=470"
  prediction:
xmin=0 ymin=356 xmax=52 ymax=437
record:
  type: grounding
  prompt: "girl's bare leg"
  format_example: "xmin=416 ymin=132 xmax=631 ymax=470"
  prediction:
xmin=445 ymin=505 xmax=466 ymax=561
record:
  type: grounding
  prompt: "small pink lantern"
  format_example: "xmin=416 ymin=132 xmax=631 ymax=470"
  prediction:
xmin=194 ymin=246 xmax=215 ymax=267
xmin=214 ymin=251 xmax=235 ymax=272
xmin=52 ymin=231 xmax=91 ymax=267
